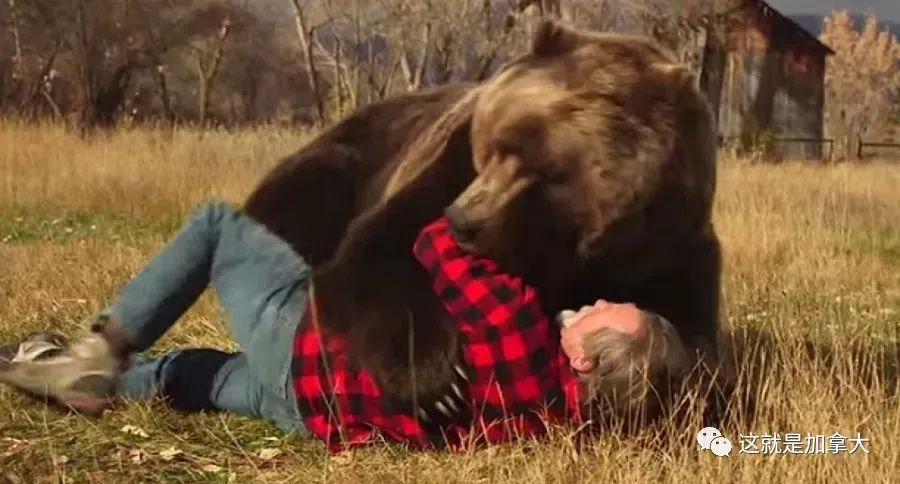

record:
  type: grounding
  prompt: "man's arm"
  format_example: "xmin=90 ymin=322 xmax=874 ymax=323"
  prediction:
xmin=412 ymin=218 xmax=542 ymax=327
xmin=412 ymin=218 xmax=569 ymax=432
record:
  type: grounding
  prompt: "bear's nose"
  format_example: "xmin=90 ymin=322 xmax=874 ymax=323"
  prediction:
xmin=444 ymin=206 xmax=478 ymax=240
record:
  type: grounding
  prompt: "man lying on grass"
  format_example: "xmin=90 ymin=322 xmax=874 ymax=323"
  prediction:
xmin=0 ymin=201 xmax=688 ymax=452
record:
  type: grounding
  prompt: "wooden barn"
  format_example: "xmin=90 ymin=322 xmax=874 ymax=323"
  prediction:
xmin=700 ymin=0 xmax=835 ymax=159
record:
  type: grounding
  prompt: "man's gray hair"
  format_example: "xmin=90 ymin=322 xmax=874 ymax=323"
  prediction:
xmin=577 ymin=312 xmax=690 ymax=416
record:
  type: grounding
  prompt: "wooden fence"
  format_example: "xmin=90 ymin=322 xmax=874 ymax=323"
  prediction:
xmin=721 ymin=136 xmax=900 ymax=161
xmin=857 ymin=140 xmax=900 ymax=159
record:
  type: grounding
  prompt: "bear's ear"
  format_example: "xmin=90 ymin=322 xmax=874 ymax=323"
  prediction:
xmin=577 ymin=231 xmax=605 ymax=259
xmin=531 ymin=19 xmax=583 ymax=57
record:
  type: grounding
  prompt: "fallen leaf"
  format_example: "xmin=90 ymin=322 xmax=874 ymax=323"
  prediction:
xmin=331 ymin=453 xmax=353 ymax=466
xmin=129 ymin=448 xmax=145 ymax=464
xmin=159 ymin=447 xmax=183 ymax=462
xmin=257 ymin=448 xmax=281 ymax=461
xmin=120 ymin=425 xmax=149 ymax=438
xmin=3 ymin=471 xmax=23 ymax=484
xmin=201 ymin=464 xmax=223 ymax=473
xmin=0 ymin=437 xmax=29 ymax=455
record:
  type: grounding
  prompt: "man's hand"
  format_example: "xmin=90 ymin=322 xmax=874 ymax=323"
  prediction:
xmin=557 ymin=299 xmax=647 ymax=373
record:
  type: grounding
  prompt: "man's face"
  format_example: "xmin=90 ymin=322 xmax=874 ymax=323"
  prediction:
xmin=559 ymin=299 xmax=646 ymax=373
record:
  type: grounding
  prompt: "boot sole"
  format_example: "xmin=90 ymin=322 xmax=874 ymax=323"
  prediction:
xmin=0 ymin=360 xmax=115 ymax=415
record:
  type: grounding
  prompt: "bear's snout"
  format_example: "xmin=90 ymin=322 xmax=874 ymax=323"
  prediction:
xmin=444 ymin=205 xmax=481 ymax=243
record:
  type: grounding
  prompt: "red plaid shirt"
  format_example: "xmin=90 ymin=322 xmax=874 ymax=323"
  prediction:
xmin=291 ymin=217 xmax=581 ymax=453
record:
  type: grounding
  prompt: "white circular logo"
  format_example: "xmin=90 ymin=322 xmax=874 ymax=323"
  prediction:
xmin=696 ymin=426 xmax=721 ymax=450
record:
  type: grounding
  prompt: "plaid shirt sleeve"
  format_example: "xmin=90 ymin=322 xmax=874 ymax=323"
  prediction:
xmin=412 ymin=217 xmax=571 ymax=443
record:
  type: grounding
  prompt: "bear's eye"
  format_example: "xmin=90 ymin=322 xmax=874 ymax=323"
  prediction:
xmin=491 ymin=138 xmax=517 ymax=158
xmin=539 ymin=166 xmax=569 ymax=184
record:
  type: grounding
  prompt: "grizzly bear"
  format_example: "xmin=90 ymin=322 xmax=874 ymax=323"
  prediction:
xmin=243 ymin=20 xmax=721 ymax=406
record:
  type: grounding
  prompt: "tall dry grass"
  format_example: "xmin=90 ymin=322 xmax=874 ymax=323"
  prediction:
xmin=0 ymin=119 xmax=310 ymax=219
xmin=0 ymin=119 xmax=898 ymax=482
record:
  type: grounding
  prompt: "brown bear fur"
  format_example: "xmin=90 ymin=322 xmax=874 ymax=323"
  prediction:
xmin=243 ymin=82 xmax=478 ymax=266
xmin=244 ymin=84 xmax=482 ymax=401
xmin=243 ymin=20 xmax=721 ymax=407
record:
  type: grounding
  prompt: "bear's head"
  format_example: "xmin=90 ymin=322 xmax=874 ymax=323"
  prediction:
xmin=444 ymin=20 xmax=714 ymax=289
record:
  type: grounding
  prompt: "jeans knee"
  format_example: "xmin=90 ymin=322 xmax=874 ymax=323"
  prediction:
xmin=195 ymin=200 xmax=236 ymax=224
xmin=160 ymin=348 xmax=238 ymax=412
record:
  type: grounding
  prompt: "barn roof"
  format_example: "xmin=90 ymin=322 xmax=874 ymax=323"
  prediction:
xmin=752 ymin=0 xmax=836 ymax=56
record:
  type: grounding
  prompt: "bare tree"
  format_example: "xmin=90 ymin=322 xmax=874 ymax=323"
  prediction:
xmin=0 ymin=0 xmax=67 ymax=117
xmin=132 ymin=1 xmax=190 ymax=123
xmin=7 ymin=0 xmax=23 ymax=80
xmin=0 ymin=0 xmax=748 ymax=128
xmin=397 ymin=19 xmax=430 ymax=91
xmin=66 ymin=0 xmax=204 ymax=129
xmin=288 ymin=0 xmax=328 ymax=126
xmin=193 ymin=15 xmax=231 ymax=124
xmin=70 ymin=0 xmax=146 ymax=129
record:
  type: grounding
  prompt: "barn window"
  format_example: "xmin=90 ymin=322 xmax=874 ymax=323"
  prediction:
xmin=789 ymin=50 xmax=810 ymax=74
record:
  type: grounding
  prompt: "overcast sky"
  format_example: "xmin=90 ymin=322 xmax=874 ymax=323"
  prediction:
xmin=767 ymin=0 xmax=900 ymax=21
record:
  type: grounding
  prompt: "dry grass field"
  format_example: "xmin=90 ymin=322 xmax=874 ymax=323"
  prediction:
xmin=0 ymin=119 xmax=898 ymax=483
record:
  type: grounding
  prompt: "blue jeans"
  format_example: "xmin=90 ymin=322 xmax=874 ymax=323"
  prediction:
xmin=101 ymin=201 xmax=309 ymax=434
